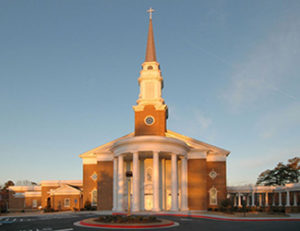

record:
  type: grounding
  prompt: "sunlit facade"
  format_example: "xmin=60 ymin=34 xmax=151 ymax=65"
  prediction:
xmin=80 ymin=15 xmax=230 ymax=212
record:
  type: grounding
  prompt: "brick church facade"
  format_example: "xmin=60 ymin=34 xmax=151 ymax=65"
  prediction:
xmin=80 ymin=15 xmax=230 ymax=212
xmin=8 ymin=13 xmax=230 ymax=212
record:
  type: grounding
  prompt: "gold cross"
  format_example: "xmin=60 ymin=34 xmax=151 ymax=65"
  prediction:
xmin=147 ymin=7 xmax=155 ymax=19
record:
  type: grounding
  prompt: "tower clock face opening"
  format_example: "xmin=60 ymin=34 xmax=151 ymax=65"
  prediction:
xmin=144 ymin=116 xmax=155 ymax=125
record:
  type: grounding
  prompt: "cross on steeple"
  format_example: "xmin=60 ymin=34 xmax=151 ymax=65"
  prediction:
xmin=147 ymin=7 xmax=155 ymax=19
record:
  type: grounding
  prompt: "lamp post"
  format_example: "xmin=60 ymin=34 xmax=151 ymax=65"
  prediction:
xmin=126 ymin=170 xmax=133 ymax=216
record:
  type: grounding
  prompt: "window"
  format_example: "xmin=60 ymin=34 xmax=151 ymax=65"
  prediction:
xmin=32 ymin=199 xmax=37 ymax=208
xmin=209 ymin=187 xmax=218 ymax=205
xmin=91 ymin=172 xmax=98 ymax=181
xmin=91 ymin=189 xmax=97 ymax=206
xmin=145 ymin=167 xmax=153 ymax=183
xmin=209 ymin=170 xmax=217 ymax=180
xmin=64 ymin=198 xmax=70 ymax=207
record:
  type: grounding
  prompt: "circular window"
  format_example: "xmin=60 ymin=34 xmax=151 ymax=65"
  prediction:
xmin=144 ymin=116 xmax=155 ymax=126
xmin=147 ymin=65 xmax=153 ymax=70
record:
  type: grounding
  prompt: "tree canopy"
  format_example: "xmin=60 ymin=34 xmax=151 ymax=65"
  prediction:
xmin=256 ymin=157 xmax=300 ymax=186
xmin=1 ymin=180 xmax=15 ymax=191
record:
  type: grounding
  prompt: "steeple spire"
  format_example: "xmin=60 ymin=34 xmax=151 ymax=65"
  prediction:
xmin=145 ymin=8 xmax=157 ymax=62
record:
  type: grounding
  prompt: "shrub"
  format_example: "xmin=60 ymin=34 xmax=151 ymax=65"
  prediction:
xmin=96 ymin=215 xmax=159 ymax=224
xmin=219 ymin=199 xmax=233 ymax=213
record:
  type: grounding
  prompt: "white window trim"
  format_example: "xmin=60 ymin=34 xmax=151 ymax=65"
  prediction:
xmin=209 ymin=187 xmax=218 ymax=205
xmin=32 ymin=199 xmax=37 ymax=208
xmin=64 ymin=198 xmax=70 ymax=208
xmin=91 ymin=189 xmax=97 ymax=206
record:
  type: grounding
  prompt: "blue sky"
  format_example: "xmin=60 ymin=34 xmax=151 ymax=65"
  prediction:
xmin=0 ymin=0 xmax=299 ymax=186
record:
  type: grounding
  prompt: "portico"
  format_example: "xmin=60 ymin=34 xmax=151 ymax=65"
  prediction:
xmin=111 ymin=136 xmax=189 ymax=212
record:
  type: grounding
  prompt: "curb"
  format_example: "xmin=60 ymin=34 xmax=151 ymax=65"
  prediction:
xmin=112 ymin=212 xmax=300 ymax=222
xmin=74 ymin=220 xmax=179 ymax=229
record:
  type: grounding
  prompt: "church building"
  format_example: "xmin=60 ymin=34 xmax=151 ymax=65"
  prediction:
xmin=80 ymin=11 xmax=230 ymax=212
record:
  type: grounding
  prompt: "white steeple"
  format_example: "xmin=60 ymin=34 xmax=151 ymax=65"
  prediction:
xmin=133 ymin=9 xmax=166 ymax=112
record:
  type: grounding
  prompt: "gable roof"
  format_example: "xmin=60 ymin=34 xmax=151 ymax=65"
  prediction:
xmin=50 ymin=184 xmax=81 ymax=196
xmin=166 ymin=130 xmax=230 ymax=155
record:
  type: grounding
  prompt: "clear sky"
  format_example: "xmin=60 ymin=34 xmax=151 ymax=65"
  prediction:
xmin=1 ymin=0 xmax=299 ymax=186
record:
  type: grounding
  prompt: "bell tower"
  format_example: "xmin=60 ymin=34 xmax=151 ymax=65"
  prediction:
xmin=133 ymin=8 xmax=168 ymax=136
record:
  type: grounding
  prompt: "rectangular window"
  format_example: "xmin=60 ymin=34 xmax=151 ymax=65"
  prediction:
xmin=32 ymin=199 xmax=37 ymax=208
xmin=64 ymin=198 xmax=70 ymax=207
xmin=91 ymin=190 xmax=97 ymax=206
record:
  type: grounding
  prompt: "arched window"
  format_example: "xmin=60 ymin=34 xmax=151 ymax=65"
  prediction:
xmin=209 ymin=187 xmax=218 ymax=205
xmin=91 ymin=189 xmax=97 ymax=206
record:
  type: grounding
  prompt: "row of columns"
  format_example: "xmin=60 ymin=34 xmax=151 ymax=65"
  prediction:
xmin=112 ymin=152 xmax=188 ymax=212
xmin=233 ymin=191 xmax=298 ymax=207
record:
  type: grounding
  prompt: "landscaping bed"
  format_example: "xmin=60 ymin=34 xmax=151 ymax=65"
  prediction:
xmin=95 ymin=215 xmax=160 ymax=224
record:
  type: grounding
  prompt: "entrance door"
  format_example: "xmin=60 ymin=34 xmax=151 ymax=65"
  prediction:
xmin=144 ymin=194 xmax=153 ymax=211
xmin=144 ymin=159 xmax=153 ymax=210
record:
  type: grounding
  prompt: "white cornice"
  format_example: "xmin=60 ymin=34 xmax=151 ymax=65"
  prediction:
xmin=96 ymin=153 xmax=113 ymax=162
xmin=227 ymin=183 xmax=300 ymax=193
xmin=187 ymin=149 xmax=207 ymax=159
xmin=206 ymin=152 xmax=227 ymax=162
xmin=82 ymin=157 xmax=97 ymax=165
xmin=24 ymin=192 xmax=41 ymax=197
xmin=8 ymin=186 xmax=41 ymax=192
xmin=41 ymin=180 xmax=82 ymax=187
xmin=111 ymin=136 xmax=190 ymax=156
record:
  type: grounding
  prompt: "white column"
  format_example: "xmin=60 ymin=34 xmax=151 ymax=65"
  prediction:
xmin=265 ymin=192 xmax=269 ymax=207
xmin=153 ymin=151 xmax=160 ymax=211
xmin=117 ymin=155 xmax=124 ymax=211
xmin=251 ymin=192 xmax=255 ymax=206
xmin=132 ymin=152 xmax=140 ymax=212
xmin=171 ymin=153 xmax=178 ymax=211
xmin=246 ymin=194 xmax=250 ymax=207
xmin=139 ymin=159 xmax=145 ymax=211
xmin=286 ymin=191 xmax=290 ymax=207
xmin=293 ymin=192 xmax=297 ymax=207
xmin=233 ymin=194 xmax=237 ymax=207
xmin=112 ymin=157 xmax=118 ymax=211
xmin=181 ymin=156 xmax=188 ymax=210
xmin=259 ymin=194 xmax=262 ymax=207
xmin=278 ymin=192 xmax=282 ymax=206
xmin=238 ymin=192 xmax=241 ymax=207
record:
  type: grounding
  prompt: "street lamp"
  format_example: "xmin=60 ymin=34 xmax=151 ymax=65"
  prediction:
xmin=126 ymin=170 xmax=133 ymax=216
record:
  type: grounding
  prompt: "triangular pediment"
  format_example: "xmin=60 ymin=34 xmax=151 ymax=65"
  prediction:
xmin=51 ymin=184 xmax=81 ymax=195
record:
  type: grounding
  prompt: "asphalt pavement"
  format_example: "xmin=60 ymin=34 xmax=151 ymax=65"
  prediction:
xmin=0 ymin=213 xmax=299 ymax=231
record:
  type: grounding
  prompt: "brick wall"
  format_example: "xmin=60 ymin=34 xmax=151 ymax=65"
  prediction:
xmin=83 ymin=164 xmax=98 ymax=206
xmin=51 ymin=194 xmax=81 ymax=211
xmin=207 ymin=161 xmax=227 ymax=208
xmin=135 ymin=105 xmax=166 ymax=136
xmin=97 ymin=161 xmax=113 ymax=210
xmin=187 ymin=159 xmax=207 ymax=210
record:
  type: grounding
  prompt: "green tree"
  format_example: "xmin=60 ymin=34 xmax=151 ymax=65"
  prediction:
xmin=256 ymin=157 xmax=299 ymax=186
xmin=2 ymin=180 xmax=15 ymax=190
